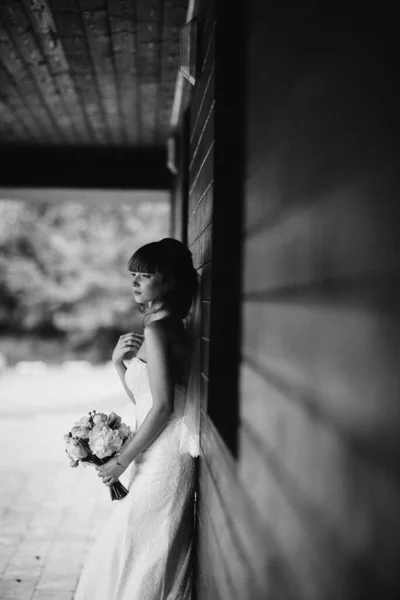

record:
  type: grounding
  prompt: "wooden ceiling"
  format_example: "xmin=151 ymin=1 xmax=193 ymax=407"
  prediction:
xmin=0 ymin=0 xmax=188 ymax=149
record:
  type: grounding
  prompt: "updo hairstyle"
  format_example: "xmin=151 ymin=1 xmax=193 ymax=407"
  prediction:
xmin=127 ymin=238 xmax=198 ymax=320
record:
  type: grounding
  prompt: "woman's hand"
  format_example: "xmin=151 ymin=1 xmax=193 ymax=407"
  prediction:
xmin=112 ymin=332 xmax=144 ymax=365
xmin=95 ymin=457 xmax=127 ymax=486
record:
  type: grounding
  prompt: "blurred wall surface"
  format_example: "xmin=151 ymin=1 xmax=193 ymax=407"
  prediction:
xmin=239 ymin=2 xmax=400 ymax=599
xmin=174 ymin=1 xmax=400 ymax=599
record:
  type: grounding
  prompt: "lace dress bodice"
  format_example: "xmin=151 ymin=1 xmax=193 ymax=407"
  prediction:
xmin=125 ymin=356 xmax=186 ymax=431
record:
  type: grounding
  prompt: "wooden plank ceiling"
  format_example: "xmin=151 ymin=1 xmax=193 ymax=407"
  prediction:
xmin=0 ymin=0 xmax=188 ymax=148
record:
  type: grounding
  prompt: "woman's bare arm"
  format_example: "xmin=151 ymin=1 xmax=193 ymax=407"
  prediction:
xmin=112 ymin=332 xmax=144 ymax=405
xmin=114 ymin=361 xmax=136 ymax=405
xmin=116 ymin=321 xmax=174 ymax=466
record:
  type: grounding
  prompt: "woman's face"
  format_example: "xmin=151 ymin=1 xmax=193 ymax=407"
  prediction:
xmin=130 ymin=271 xmax=170 ymax=307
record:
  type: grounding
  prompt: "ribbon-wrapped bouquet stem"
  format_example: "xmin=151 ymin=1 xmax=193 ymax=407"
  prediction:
xmin=64 ymin=410 xmax=133 ymax=501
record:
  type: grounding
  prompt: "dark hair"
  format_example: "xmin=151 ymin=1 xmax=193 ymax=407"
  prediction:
xmin=127 ymin=238 xmax=198 ymax=320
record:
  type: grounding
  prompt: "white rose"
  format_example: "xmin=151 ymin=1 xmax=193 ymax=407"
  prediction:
xmin=93 ymin=412 xmax=108 ymax=425
xmin=118 ymin=423 xmax=132 ymax=439
xmin=76 ymin=415 xmax=91 ymax=428
xmin=66 ymin=439 xmax=88 ymax=461
xmin=88 ymin=423 xmax=123 ymax=459
xmin=71 ymin=425 xmax=91 ymax=439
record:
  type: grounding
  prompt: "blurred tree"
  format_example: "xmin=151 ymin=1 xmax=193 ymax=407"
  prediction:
xmin=0 ymin=198 xmax=169 ymax=360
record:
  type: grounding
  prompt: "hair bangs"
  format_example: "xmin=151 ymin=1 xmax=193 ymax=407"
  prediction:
xmin=127 ymin=242 xmax=165 ymax=274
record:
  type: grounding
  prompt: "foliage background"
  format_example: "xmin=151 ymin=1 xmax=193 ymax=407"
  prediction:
xmin=0 ymin=198 xmax=169 ymax=364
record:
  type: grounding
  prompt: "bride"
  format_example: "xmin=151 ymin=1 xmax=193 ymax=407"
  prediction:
xmin=74 ymin=238 xmax=199 ymax=600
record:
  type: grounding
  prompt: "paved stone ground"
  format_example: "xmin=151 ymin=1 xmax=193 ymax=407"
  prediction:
xmin=0 ymin=364 xmax=135 ymax=600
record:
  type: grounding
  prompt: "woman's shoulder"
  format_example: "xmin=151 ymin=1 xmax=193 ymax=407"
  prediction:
xmin=143 ymin=319 xmax=169 ymax=349
xmin=144 ymin=317 xmax=187 ymax=355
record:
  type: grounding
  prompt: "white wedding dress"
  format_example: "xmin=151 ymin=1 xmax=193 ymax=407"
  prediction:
xmin=74 ymin=357 xmax=196 ymax=600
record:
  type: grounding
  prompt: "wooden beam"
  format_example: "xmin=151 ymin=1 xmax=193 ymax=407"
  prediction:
xmin=0 ymin=20 xmax=57 ymax=143
xmin=159 ymin=0 xmax=186 ymax=139
xmin=50 ymin=0 xmax=110 ymax=144
xmin=78 ymin=0 xmax=123 ymax=145
xmin=136 ymin=0 xmax=164 ymax=145
xmin=107 ymin=0 xmax=139 ymax=144
xmin=0 ymin=64 xmax=40 ymax=142
xmin=0 ymin=94 xmax=26 ymax=142
xmin=0 ymin=1 xmax=75 ymax=143
xmin=170 ymin=0 xmax=194 ymax=129
xmin=21 ymin=0 xmax=93 ymax=144
xmin=0 ymin=146 xmax=172 ymax=189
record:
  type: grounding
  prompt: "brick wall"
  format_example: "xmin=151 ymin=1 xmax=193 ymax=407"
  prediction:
xmin=186 ymin=0 xmax=215 ymax=425
xmin=181 ymin=0 xmax=259 ymax=597
xmin=171 ymin=1 xmax=216 ymax=593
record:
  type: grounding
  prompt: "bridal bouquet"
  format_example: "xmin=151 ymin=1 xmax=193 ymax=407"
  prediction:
xmin=64 ymin=410 xmax=133 ymax=501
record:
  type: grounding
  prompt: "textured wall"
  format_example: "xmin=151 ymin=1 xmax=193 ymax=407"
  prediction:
xmin=240 ymin=2 xmax=400 ymax=599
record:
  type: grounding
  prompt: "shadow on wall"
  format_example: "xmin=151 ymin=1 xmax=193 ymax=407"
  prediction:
xmin=237 ymin=2 xmax=400 ymax=600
